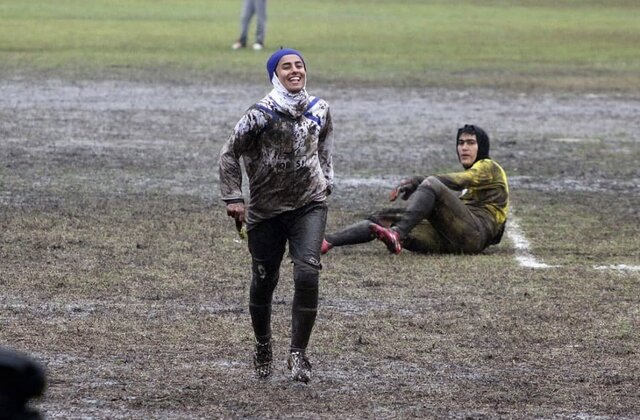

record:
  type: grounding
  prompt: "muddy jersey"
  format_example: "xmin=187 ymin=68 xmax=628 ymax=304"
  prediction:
xmin=219 ymin=95 xmax=333 ymax=227
xmin=435 ymin=158 xmax=509 ymax=237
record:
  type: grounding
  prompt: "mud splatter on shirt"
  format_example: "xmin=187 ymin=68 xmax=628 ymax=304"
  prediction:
xmin=219 ymin=94 xmax=333 ymax=228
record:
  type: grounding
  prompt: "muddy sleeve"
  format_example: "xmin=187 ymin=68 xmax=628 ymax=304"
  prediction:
xmin=318 ymin=109 xmax=334 ymax=194
xmin=218 ymin=110 xmax=266 ymax=202
xmin=434 ymin=160 xmax=493 ymax=191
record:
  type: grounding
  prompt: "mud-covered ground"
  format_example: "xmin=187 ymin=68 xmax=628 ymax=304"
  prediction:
xmin=1 ymin=78 xmax=639 ymax=418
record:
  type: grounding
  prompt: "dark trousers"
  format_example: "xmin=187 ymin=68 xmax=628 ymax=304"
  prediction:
xmin=247 ymin=201 xmax=327 ymax=353
xmin=327 ymin=178 xmax=491 ymax=254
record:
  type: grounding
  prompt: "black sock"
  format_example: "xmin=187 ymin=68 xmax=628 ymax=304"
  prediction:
xmin=325 ymin=220 xmax=374 ymax=247
xmin=249 ymin=303 xmax=272 ymax=343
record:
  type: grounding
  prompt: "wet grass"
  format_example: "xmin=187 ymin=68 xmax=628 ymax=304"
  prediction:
xmin=1 ymin=0 xmax=639 ymax=91
xmin=2 ymin=194 xmax=638 ymax=417
xmin=1 ymin=78 xmax=639 ymax=417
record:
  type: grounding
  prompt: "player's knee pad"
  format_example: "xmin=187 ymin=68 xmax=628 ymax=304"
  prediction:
xmin=292 ymin=264 xmax=319 ymax=310
xmin=293 ymin=263 xmax=319 ymax=291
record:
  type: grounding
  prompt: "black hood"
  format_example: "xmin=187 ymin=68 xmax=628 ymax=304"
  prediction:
xmin=457 ymin=124 xmax=490 ymax=166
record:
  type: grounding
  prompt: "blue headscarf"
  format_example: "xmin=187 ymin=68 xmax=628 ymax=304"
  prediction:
xmin=266 ymin=48 xmax=306 ymax=82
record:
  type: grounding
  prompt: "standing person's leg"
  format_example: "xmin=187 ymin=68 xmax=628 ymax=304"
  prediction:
xmin=237 ymin=0 xmax=255 ymax=46
xmin=247 ymin=218 xmax=287 ymax=377
xmin=254 ymin=0 xmax=267 ymax=47
xmin=286 ymin=201 xmax=327 ymax=382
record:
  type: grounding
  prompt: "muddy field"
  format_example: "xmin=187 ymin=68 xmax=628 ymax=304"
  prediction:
xmin=1 ymin=78 xmax=639 ymax=418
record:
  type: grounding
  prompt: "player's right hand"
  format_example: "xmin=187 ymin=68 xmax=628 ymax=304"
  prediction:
xmin=390 ymin=176 xmax=423 ymax=201
xmin=226 ymin=202 xmax=246 ymax=223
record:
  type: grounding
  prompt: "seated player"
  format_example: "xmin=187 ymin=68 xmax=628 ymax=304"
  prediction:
xmin=323 ymin=124 xmax=509 ymax=255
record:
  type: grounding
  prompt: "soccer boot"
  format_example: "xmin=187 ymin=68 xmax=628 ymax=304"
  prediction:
xmin=320 ymin=239 xmax=333 ymax=255
xmin=369 ymin=223 xmax=402 ymax=254
xmin=287 ymin=351 xmax=312 ymax=383
xmin=253 ymin=341 xmax=273 ymax=378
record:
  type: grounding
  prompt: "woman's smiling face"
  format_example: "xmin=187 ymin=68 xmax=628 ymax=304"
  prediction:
xmin=276 ymin=54 xmax=306 ymax=93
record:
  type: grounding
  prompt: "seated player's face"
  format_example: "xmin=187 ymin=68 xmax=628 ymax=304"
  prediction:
xmin=276 ymin=55 xmax=306 ymax=93
xmin=457 ymin=133 xmax=478 ymax=168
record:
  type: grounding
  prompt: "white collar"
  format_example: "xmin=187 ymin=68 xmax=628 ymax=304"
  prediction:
xmin=267 ymin=74 xmax=309 ymax=118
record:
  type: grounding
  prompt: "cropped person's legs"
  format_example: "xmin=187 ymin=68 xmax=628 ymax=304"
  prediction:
xmin=254 ymin=0 xmax=267 ymax=46
xmin=238 ymin=0 xmax=255 ymax=46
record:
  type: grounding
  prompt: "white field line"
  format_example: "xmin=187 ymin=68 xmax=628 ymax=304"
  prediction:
xmin=506 ymin=217 xmax=557 ymax=269
xmin=506 ymin=217 xmax=639 ymax=272
xmin=594 ymin=264 xmax=640 ymax=272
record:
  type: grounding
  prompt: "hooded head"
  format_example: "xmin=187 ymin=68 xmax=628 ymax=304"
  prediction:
xmin=456 ymin=124 xmax=490 ymax=168
xmin=266 ymin=48 xmax=306 ymax=83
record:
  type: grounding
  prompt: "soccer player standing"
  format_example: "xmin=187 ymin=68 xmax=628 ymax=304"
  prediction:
xmin=218 ymin=48 xmax=333 ymax=383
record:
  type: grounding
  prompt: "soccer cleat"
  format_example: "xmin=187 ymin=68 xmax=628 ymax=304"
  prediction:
xmin=253 ymin=341 xmax=273 ymax=378
xmin=320 ymin=239 xmax=333 ymax=255
xmin=287 ymin=351 xmax=312 ymax=383
xmin=232 ymin=41 xmax=245 ymax=50
xmin=252 ymin=43 xmax=264 ymax=51
xmin=369 ymin=223 xmax=402 ymax=254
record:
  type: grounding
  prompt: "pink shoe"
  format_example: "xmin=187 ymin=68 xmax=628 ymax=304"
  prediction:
xmin=369 ymin=224 xmax=402 ymax=254
xmin=321 ymin=239 xmax=333 ymax=255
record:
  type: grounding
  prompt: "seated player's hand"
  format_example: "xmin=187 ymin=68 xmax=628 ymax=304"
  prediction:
xmin=390 ymin=176 xmax=424 ymax=201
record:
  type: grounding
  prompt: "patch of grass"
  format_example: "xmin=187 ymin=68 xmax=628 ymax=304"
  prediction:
xmin=1 ymin=0 xmax=639 ymax=91
xmin=3 ymin=197 xmax=637 ymax=417
xmin=512 ymin=190 xmax=640 ymax=267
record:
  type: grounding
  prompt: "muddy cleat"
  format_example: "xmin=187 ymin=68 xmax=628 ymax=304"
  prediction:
xmin=369 ymin=223 xmax=402 ymax=254
xmin=253 ymin=341 xmax=273 ymax=378
xmin=287 ymin=351 xmax=312 ymax=383
xmin=320 ymin=239 xmax=333 ymax=255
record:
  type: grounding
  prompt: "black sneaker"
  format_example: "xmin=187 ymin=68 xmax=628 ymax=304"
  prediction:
xmin=287 ymin=351 xmax=312 ymax=383
xmin=253 ymin=341 xmax=272 ymax=378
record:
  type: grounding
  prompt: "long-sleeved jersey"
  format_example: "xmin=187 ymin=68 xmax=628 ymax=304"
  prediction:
xmin=435 ymin=158 xmax=509 ymax=240
xmin=219 ymin=94 xmax=333 ymax=228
